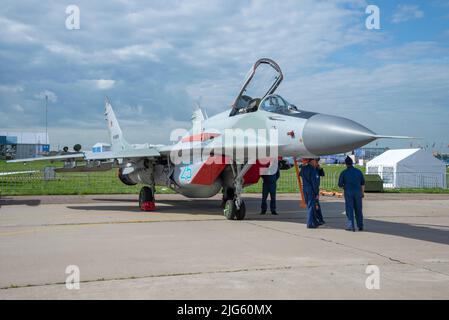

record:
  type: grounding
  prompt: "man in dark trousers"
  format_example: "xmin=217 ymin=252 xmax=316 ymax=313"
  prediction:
xmin=338 ymin=156 xmax=365 ymax=231
xmin=260 ymin=163 xmax=280 ymax=215
xmin=300 ymin=158 xmax=320 ymax=228
xmin=310 ymin=158 xmax=325 ymax=225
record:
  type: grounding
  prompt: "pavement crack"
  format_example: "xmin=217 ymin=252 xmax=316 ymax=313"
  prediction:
xmin=1 ymin=265 xmax=294 ymax=290
xmin=243 ymin=221 xmax=449 ymax=278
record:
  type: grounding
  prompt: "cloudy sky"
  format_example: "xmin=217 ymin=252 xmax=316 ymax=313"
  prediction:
xmin=0 ymin=0 xmax=448 ymax=151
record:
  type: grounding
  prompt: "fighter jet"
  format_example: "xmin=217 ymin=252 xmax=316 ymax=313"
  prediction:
xmin=8 ymin=58 xmax=409 ymax=220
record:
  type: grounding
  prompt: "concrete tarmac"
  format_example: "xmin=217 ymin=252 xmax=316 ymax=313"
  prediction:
xmin=0 ymin=193 xmax=448 ymax=299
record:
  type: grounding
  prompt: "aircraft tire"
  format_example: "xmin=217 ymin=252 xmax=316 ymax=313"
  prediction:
xmin=221 ymin=188 xmax=236 ymax=209
xmin=223 ymin=199 xmax=237 ymax=220
xmin=235 ymin=200 xmax=246 ymax=220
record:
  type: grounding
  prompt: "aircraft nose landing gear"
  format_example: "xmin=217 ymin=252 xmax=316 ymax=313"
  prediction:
xmin=223 ymin=198 xmax=246 ymax=220
xmin=223 ymin=162 xmax=251 ymax=220
xmin=139 ymin=186 xmax=155 ymax=211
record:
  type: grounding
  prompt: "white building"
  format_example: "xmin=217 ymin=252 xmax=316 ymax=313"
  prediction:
xmin=92 ymin=142 xmax=111 ymax=153
xmin=366 ymin=149 xmax=447 ymax=189
xmin=0 ymin=131 xmax=50 ymax=159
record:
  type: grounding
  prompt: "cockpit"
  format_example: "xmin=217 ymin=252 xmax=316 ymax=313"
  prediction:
xmin=229 ymin=59 xmax=302 ymax=117
xmin=230 ymin=58 xmax=284 ymax=117
xmin=259 ymin=94 xmax=299 ymax=114
xmin=230 ymin=93 xmax=299 ymax=116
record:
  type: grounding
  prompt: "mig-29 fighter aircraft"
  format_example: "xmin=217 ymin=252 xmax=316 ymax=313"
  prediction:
xmin=9 ymin=58 xmax=409 ymax=220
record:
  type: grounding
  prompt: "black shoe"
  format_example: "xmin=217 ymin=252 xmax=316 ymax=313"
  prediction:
xmin=358 ymin=227 xmax=364 ymax=231
xmin=260 ymin=211 xmax=266 ymax=215
xmin=345 ymin=228 xmax=355 ymax=232
xmin=307 ymin=225 xmax=318 ymax=229
xmin=271 ymin=211 xmax=278 ymax=215
xmin=318 ymin=220 xmax=325 ymax=225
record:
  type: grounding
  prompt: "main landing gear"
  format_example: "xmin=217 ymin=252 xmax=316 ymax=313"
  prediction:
xmin=139 ymin=186 xmax=156 ymax=211
xmin=223 ymin=162 xmax=252 ymax=221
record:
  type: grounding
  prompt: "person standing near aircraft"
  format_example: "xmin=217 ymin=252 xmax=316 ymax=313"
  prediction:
xmin=310 ymin=158 xmax=325 ymax=225
xmin=338 ymin=156 xmax=365 ymax=231
xmin=260 ymin=163 xmax=280 ymax=215
xmin=300 ymin=159 xmax=320 ymax=228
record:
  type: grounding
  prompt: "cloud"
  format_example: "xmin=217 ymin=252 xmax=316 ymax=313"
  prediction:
xmin=110 ymin=42 xmax=172 ymax=62
xmin=0 ymin=17 xmax=37 ymax=43
xmin=12 ymin=104 xmax=24 ymax=112
xmin=392 ymin=5 xmax=424 ymax=24
xmin=93 ymin=79 xmax=116 ymax=90
xmin=367 ymin=41 xmax=448 ymax=61
xmin=35 ymin=90 xmax=58 ymax=102
xmin=121 ymin=104 xmax=144 ymax=116
xmin=0 ymin=85 xmax=24 ymax=93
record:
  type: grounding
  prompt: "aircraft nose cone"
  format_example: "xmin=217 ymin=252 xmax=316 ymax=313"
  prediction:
xmin=303 ymin=114 xmax=376 ymax=155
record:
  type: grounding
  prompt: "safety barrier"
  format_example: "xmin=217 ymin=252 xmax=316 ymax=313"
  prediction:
xmin=0 ymin=163 xmax=448 ymax=196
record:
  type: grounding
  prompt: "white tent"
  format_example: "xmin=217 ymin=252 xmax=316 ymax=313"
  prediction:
xmin=366 ymin=149 xmax=447 ymax=189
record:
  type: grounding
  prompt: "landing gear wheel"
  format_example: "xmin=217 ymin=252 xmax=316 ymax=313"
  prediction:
xmin=223 ymin=199 xmax=237 ymax=220
xmin=235 ymin=200 xmax=246 ymax=220
xmin=221 ymin=188 xmax=236 ymax=209
xmin=139 ymin=186 xmax=155 ymax=211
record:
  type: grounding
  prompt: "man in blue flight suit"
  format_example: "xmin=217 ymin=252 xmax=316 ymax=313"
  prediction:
xmin=260 ymin=163 xmax=280 ymax=215
xmin=338 ymin=156 xmax=365 ymax=232
xmin=300 ymin=158 xmax=320 ymax=228
xmin=310 ymin=158 xmax=325 ymax=225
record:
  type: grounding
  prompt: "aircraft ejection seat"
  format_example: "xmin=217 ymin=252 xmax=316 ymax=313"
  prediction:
xmin=246 ymin=98 xmax=261 ymax=112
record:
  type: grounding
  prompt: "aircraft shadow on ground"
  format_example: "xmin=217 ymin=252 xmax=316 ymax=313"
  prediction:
xmin=0 ymin=198 xmax=41 ymax=207
xmin=66 ymin=197 xmax=449 ymax=246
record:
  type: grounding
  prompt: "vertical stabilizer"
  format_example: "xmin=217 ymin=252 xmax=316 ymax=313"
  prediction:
xmin=104 ymin=98 xmax=131 ymax=151
xmin=191 ymin=108 xmax=206 ymax=124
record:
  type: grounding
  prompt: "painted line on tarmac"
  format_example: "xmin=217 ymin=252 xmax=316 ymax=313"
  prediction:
xmin=0 ymin=218 xmax=228 ymax=236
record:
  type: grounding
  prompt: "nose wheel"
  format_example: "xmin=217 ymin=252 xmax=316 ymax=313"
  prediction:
xmin=223 ymin=199 xmax=246 ymax=220
xmin=223 ymin=162 xmax=251 ymax=220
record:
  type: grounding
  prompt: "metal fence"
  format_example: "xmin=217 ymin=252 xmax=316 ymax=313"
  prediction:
xmin=0 ymin=164 xmax=448 ymax=196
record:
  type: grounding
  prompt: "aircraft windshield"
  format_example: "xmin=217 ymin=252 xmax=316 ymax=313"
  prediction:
xmin=230 ymin=59 xmax=283 ymax=116
xmin=260 ymin=94 xmax=299 ymax=115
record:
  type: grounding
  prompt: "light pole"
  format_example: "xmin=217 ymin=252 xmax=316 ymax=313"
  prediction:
xmin=45 ymin=94 xmax=48 ymax=146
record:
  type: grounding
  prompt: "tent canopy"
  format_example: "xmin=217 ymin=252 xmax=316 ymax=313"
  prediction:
xmin=366 ymin=149 xmax=446 ymax=189
xmin=366 ymin=148 xmax=420 ymax=167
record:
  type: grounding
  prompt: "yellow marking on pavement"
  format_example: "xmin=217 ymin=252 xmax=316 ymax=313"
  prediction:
xmin=0 ymin=217 xmax=227 ymax=236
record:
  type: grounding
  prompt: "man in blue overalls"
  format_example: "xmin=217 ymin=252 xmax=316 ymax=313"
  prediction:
xmin=310 ymin=158 xmax=325 ymax=225
xmin=300 ymin=158 xmax=320 ymax=228
xmin=338 ymin=156 xmax=365 ymax=231
xmin=260 ymin=163 xmax=280 ymax=215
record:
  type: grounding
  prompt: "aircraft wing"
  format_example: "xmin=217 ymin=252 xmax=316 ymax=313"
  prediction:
xmin=7 ymin=153 xmax=85 ymax=163
xmin=0 ymin=170 xmax=39 ymax=176
xmin=84 ymin=148 xmax=160 ymax=160
xmin=7 ymin=147 xmax=161 ymax=163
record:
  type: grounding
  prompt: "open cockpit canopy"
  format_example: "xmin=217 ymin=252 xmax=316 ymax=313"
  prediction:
xmin=230 ymin=58 xmax=283 ymax=116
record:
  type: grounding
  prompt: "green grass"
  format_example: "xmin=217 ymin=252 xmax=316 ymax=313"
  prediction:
xmin=244 ymin=164 xmax=356 ymax=193
xmin=1 ymin=160 xmax=448 ymax=196
xmin=0 ymin=160 xmax=173 ymax=196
